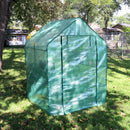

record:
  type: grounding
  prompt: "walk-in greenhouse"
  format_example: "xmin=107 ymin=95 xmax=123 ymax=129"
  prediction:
xmin=25 ymin=17 xmax=107 ymax=116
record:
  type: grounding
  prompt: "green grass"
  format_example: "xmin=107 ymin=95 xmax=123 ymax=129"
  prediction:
xmin=0 ymin=47 xmax=130 ymax=130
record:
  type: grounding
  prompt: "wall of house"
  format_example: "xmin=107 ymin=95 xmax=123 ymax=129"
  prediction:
xmin=7 ymin=34 xmax=27 ymax=46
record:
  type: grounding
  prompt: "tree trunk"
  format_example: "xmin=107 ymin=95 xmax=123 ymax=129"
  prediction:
xmin=105 ymin=18 xmax=109 ymax=29
xmin=0 ymin=0 xmax=13 ymax=72
xmin=86 ymin=7 xmax=92 ymax=24
xmin=104 ymin=17 xmax=109 ymax=35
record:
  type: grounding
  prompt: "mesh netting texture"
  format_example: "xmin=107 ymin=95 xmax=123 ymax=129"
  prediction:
xmin=25 ymin=17 xmax=107 ymax=115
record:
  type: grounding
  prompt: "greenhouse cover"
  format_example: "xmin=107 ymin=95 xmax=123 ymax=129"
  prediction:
xmin=25 ymin=17 xmax=107 ymax=116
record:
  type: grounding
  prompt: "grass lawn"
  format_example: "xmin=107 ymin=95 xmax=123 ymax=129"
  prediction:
xmin=0 ymin=47 xmax=130 ymax=130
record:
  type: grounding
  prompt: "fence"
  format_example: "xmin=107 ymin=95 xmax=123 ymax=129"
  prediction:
xmin=99 ymin=32 xmax=130 ymax=59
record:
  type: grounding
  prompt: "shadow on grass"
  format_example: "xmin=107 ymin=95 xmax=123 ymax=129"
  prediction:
xmin=0 ymin=47 xmax=129 ymax=129
xmin=107 ymin=56 xmax=130 ymax=76
xmin=0 ymin=47 xmax=27 ymax=110
xmin=0 ymin=91 xmax=129 ymax=129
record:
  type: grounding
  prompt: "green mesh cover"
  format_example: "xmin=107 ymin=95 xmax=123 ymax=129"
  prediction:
xmin=25 ymin=17 xmax=107 ymax=115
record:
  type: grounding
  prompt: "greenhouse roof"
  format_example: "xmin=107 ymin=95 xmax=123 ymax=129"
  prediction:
xmin=25 ymin=17 xmax=100 ymax=50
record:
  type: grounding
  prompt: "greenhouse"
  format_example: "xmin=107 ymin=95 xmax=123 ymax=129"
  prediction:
xmin=25 ymin=17 xmax=107 ymax=116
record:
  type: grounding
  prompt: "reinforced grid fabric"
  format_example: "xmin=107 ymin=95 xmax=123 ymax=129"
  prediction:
xmin=25 ymin=17 xmax=107 ymax=115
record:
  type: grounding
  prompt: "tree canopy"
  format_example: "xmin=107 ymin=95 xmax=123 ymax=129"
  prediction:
xmin=113 ymin=13 xmax=130 ymax=24
xmin=8 ymin=0 xmax=122 ymax=30
xmin=11 ymin=0 xmax=63 ymax=31
xmin=0 ymin=0 xmax=129 ymax=71
xmin=64 ymin=0 xmax=121 ymax=29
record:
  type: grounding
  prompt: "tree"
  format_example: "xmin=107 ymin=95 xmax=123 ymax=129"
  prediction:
xmin=65 ymin=0 xmax=98 ymax=23
xmin=0 ymin=0 xmax=123 ymax=71
xmin=11 ymin=0 xmax=62 ymax=31
xmin=113 ymin=13 xmax=130 ymax=24
xmin=97 ymin=0 xmax=121 ymax=30
xmin=64 ymin=0 xmax=121 ymax=25
xmin=0 ymin=0 xmax=63 ymax=71
xmin=0 ymin=0 xmax=13 ymax=72
xmin=122 ymin=0 xmax=130 ymax=6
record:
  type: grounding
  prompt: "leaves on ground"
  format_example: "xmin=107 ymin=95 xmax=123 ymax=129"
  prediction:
xmin=0 ymin=47 xmax=130 ymax=129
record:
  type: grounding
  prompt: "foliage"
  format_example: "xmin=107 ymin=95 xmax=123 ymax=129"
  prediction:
xmin=125 ymin=33 xmax=130 ymax=44
xmin=7 ymin=17 xmax=28 ymax=30
xmin=97 ymin=0 xmax=121 ymax=28
xmin=0 ymin=47 xmax=130 ymax=129
xmin=10 ymin=0 xmax=63 ymax=31
xmin=65 ymin=0 xmax=97 ymax=23
xmin=123 ymin=27 xmax=130 ymax=44
xmin=90 ymin=0 xmax=121 ymax=5
xmin=122 ymin=0 xmax=130 ymax=6
xmin=64 ymin=0 xmax=121 ymax=27
xmin=123 ymin=26 xmax=130 ymax=32
xmin=121 ymin=25 xmax=130 ymax=44
xmin=7 ymin=0 xmax=123 ymax=30
xmin=113 ymin=13 xmax=130 ymax=24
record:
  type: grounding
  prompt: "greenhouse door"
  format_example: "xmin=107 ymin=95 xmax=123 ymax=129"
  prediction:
xmin=61 ymin=36 xmax=97 ymax=114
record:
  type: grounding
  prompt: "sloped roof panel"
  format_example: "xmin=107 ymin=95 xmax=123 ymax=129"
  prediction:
xmin=25 ymin=18 xmax=77 ymax=50
xmin=25 ymin=17 xmax=104 ymax=50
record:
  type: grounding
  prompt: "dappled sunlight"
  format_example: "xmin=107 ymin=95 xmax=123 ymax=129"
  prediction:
xmin=107 ymin=56 xmax=130 ymax=95
xmin=0 ymin=47 xmax=130 ymax=129
xmin=4 ymin=100 xmax=31 ymax=113
xmin=0 ymin=47 xmax=27 ymax=110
